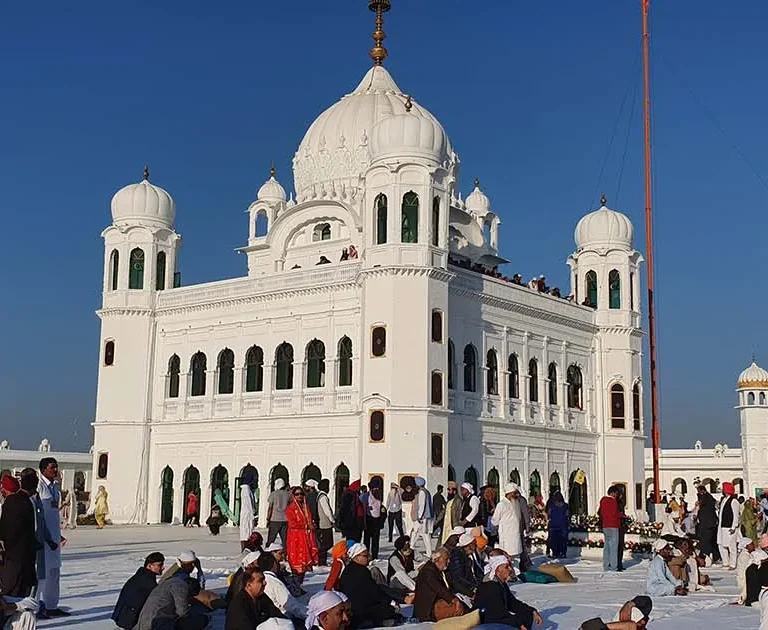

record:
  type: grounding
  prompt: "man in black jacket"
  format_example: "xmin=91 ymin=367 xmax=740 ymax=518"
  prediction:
xmin=112 ymin=552 xmax=165 ymax=629
xmin=447 ymin=534 xmax=481 ymax=600
xmin=0 ymin=469 xmax=39 ymax=597
xmin=475 ymin=556 xmax=542 ymax=629
xmin=226 ymin=568 xmax=285 ymax=630
xmin=695 ymin=485 xmax=721 ymax=563
xmin=338 ymin=543 xmax=400 ymax=628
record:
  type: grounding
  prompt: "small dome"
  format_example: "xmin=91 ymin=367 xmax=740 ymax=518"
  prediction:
xmin=257 ymin=167 xmax=287 ymax=203
xmin=574 ymin=198 xmax=633 ymax=250
xmin=111 ymin=167 xmax=175 ymax=228
xmin=465 ymin=178 xmax=490 ymax=216
xmin=738 ymin=361 xmax=768 ymax=389
xmin=370 ymin=95 xmax=450 ymax=164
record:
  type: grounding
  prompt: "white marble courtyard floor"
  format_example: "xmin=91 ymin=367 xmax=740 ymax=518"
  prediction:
xmin=39 ymin=524 xmax=760 ymax=629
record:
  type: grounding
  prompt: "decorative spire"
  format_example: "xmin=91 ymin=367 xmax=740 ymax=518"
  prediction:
xmin=404 ymin=94 xmax=412 ymax=112
xmin=270 ymin=163 xmax=276 ymax=179
xmin=368 ymin=0 xmax=391 ymax=66
xmin=143 ymin=164 xmax=150 ymax=181
xmin=600 ymin=192 xmax=607 ymax=206
xmin=474 ymin=177 xmax=480 ymax=188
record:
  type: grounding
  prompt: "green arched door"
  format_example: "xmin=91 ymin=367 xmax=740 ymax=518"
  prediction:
xmin=160 ymin=466 xmax=174 ymax=524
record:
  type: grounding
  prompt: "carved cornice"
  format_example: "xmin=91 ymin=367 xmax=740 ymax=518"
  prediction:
xmin=356 ymin=266 xmax=454 ymax=285
xmin=97 ymin=308 xmax=154 ymax=319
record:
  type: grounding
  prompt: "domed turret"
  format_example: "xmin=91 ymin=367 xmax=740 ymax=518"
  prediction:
xmin=111 ymin=166 xmax=175 ymax=229
xmin=575 ymin=195 xmax=633 ymax=250
xmin=370 ymin=95 xmax=450 ymax=164
xmin=738 ymin=361 xmax=768 ymax=389
xmin=465 ymin=178 xmax=490 ymax=216
xmin=257 ymin=166 xmax=287 ymax=203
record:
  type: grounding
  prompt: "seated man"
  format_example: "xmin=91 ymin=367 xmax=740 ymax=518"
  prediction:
xmin=305 ymin=591 xmax=351 ymax=630
xmin=675 ymin=538 xmax=712 ymax=592
xmin=161 ymin=551 xmax=205 ymax=590
xmin=744 ymin=535 xmax=768 ymax=606
xmin=0 ymin=595 xmax=38 ymax=630
xmin=265 ymin=542 xmax=304 ymax=597
xmin=257 ymin=552 xmax=308 ymax=620
xmin=135 ymin=576 xmax=208 ymax=630
xmin=737 ymin=536 xmax=768 ymax=604
xmin=388 ymin=536 xmax=418 ymax=593
xmin=413 ymin=547 xmax=464 ymax=622
xmin=338 ymin=543 xmax=401 ymax=628
xmin=447 ymin=533 xmax=481 ymax=605
xmin=112 ymin=552 xmax=165 ymax=629
xmin=226 ymin=550 xmax=262 ymax=603
xmin=475 ymin=555 xmax=541 ymax=629
xmin=226 ymin=568 xmax=285 ymax=630
xmin=646 ymin=541 xmax=687 ymax=597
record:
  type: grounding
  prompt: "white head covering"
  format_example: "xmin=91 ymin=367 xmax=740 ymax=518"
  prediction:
xmin=265 ymin=542 xmax=284 ymax=553
xmin=274 ymin=479 xmax=286 ymax=491
xmin=485 ymin=555 xmax=510 ymax=576
xmin=241 ymin=551 xmax=262 ymax=568
xmin=461 ymin=482 xmax=474 ymax=493
xmin=458 ymin=533 xmax=475 ymax=547
xmin=652 ymin=539 xmax=670 ymax=553
xmin=305 ymin=590 xmax=348 ymax=630
xmin=305 ymin=479 xmax=319 ymax=488
xmin=348 ymin=543 xmax=368 ymax=559
xmin=614 ymin=607 xmax=645 ymax=623
xmin=258 ymin=619 xmax=295 ymax=630
xmin=738 ymin=536 xmax=754 ymax=551
xmin=178 ymin=551 xmax=197 ymax=563
xmin=450 ymin=526 xmax=466 ymax=536
xmin=503 ymin=482 xmax=520 ymax=495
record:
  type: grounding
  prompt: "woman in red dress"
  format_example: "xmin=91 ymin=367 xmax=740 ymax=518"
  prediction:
xmin=286 ymin=486 xmax=318 ymax=581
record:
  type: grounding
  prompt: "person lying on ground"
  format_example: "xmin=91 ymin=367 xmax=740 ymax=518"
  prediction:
xmin=474 ymin=555 xmax=541 ymax=629
xmin=112 ymin=552 xmax=165 ymax=629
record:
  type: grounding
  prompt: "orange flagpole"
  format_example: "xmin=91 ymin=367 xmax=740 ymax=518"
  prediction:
xmin=642 ymin=0 xmax=661 ymax=506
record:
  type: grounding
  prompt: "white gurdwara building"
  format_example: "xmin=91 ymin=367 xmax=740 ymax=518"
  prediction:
xmin=92 ymin=8 xmax=648 ymax=524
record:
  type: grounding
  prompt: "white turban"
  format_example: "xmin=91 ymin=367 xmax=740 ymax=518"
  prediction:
xmin=258 ymin=619 xmax=295 ymax=630
xmin=503 ymin=483 xmax=520 ymax=495
xmin=178 ymin=550 xmax=197 ymax=563
xmin=458 ymin=533 xmax=475 ymax=547
xmin=652 ymin=539 xmax=670 ymax=553
xmin=274 ymin=479 xmax=286 ymax=490
xmin=264 ymin=542 xmax=283 ymax=553
xmin=304 ymin=479 xmax=319 ymax=488
xmin=241 ymin=551 xmax=261 ymax=568
xmin=461 ymin=482 xmax=474 ymax=493
xmin=348 ymin=542 xmax=368 ymax=559
xmin=738 ymin=537 xmax=754 ymax=551
xmin=484 ymin=555 xmax=510 ymax=576
xmin=305 ymin=590 xmax=348 ymax=630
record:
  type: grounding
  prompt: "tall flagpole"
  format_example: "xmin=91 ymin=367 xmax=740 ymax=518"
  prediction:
xmin=642 ymin=0 xmax=661 ymax=506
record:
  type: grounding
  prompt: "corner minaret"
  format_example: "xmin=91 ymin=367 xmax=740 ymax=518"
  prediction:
xmin=93 ymin=166 xmax=181 ymax=523
xmin=737 ymin=360 xmax=768 ymax=497
xmin=568 ymin=195 xmax=646 ymax=515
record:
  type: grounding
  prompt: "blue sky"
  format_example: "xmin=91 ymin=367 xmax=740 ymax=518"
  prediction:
xmin=1 ymin=1 xmax=766 ymax=452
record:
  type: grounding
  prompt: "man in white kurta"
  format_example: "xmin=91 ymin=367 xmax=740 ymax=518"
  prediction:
xmin=717 ymin=482 xmax=741 ymax=569
xmin=491 ymin=483 xmax=523 ymax=558
xmin=239 ymin=483 xmax=256 ymax=551
xmin=36 ymin=458 xmax=67 ymax=617
xmin=409 ymin=478 xmax=433 ymax=556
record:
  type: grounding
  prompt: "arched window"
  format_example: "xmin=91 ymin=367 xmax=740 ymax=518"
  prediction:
xmin=431 ymin=197 xmax=440 ymax=247
xmin=463 ymin=344 xmax=477 ymax=392
xmin=447 ymin=339 xmax=456 ymax=390
xmin=245 ymin=346 xmax=264 ymax=392
xmin=448 ymin=465 xmax=456 ymax=482
xmin=431 ymin=371 xmax=443 ymax=405
xmin=629 ymin=272 xmax=635 ymax=310
xmin=306 ymin=340 xmax=326 ymax=388
xmin=549 ymin=471 xmax=561 ymax=494
xmin=376 ymin=194 xmax=388 ymax=244
xmin=632 ymin=382 xmax=641 ymax=430
xmin=275 ymin=343 xmax=294 ymax=390
xmin=270 ymin=463 xmax=289 ymax=492
xmin=431 ymin=310 xmax=443 ymax=343
xmin=761 ymin=393 xmax=767 ymax=406
xmin=567 ymin=365 xmax=583 ymax=409
xmin=401 ymin=191 xmax=419 ymax=243
xmin=509 ymin=468 xmax=521 ymax=485
xmin=370 ymin=410 xmax=385 ymax=442
xmin=109 ymin=249 xmax=119 ymax=291
xmin=302 ymin=462 xmax=322 ymax=485
xmin=333 ymin=463 xmax=350 ymax=514
xmin=97 ymin=453 xmax=109 ymax=479
xmin=255 ymin=211 xmax=268 ymax=237
xmin=568 ymin=469 xmax=588 ymax=516
xmin=548 ymin=362 xmax=558 ymax=405
xmin=464 ymin=466 xmax=478 ymax=489
xmin=104 ymin=340 xmax=115 ymax=366
xmin=217 ymin=348 xmax=235 ymax=394
xmin=313 ymin=223 xmax=331 ymax=241
xmin=487 ymin=467 xmax=500 ymax=493
xmin=609 ymin=269 xmax=621 ymax=309
xmin=234 ymin=464 xmax=259 ymax=521
xmin=508 ymin=354 xmax=520 ymax=399
xmin=156 ymin=251 xmax=166 ymax=290
xmin=210 ymin=464 xmax=229 ymax=508
xmin=486 ymin=350 xmax=498 ymax=395
xmin=129 ymin=248 xmax=145 ymax=289
xmin=529 ymin=470 xmax=542 ymax=499
xmin=528 ymin=359 xmax=538 ymax=402
xmin=371 ymin=326 xmax=386 ymax=357
xmin=168 ymin=354 xmax=181 ymax=398
xmin=190 ymin=352 xmax=207 ymax=396
xmin=183 ymin=466 xmax=201 ymax=509
xmin=585 ymin=270 xmax=597 ymax=308
xmin=611 ymin=383 xmax=625 ymax=428
xmin=431 ymin=433 xmax=444 ymax=467
xmin=160 ymin=466 xmax=174 ymax=524
xmin=748 ymin=392 xmax=756 ymax=405
xmin=338 ymin=336 xmax=353 ymax=387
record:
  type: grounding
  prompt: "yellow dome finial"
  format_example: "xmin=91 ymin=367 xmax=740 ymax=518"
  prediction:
xmin=368 ymin=0 xmax=391 ymax=66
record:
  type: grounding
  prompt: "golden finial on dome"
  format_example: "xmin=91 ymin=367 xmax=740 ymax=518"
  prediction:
xmin=600 ymin=192 xmax=607 ymax=206
xmin=404 ymin=94 xmax=412 ymax=112
xmin=270 ymin=163 xmax=276 ymax=178
xmin=368 ymin=0 xmax=391 ymax=66
xmin=143 ymin=164 xmax=150 ymax=181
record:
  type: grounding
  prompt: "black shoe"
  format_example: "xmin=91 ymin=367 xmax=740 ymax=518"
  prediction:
xmin=47 ymin=609 xmax=72 ymax=617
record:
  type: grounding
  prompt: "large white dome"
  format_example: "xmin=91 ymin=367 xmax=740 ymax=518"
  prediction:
xmin=292 ymin=65 xmax=453 ymax=202
xmin=738 ymin=361 xmax=768 ymax=389
xmin=370 ymin=98 xmax=450 ymax=164
xmin=574 ymin=201 xmax=633 ymax=250
xmin=111 ymin=170 xmax=175 ymax=229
